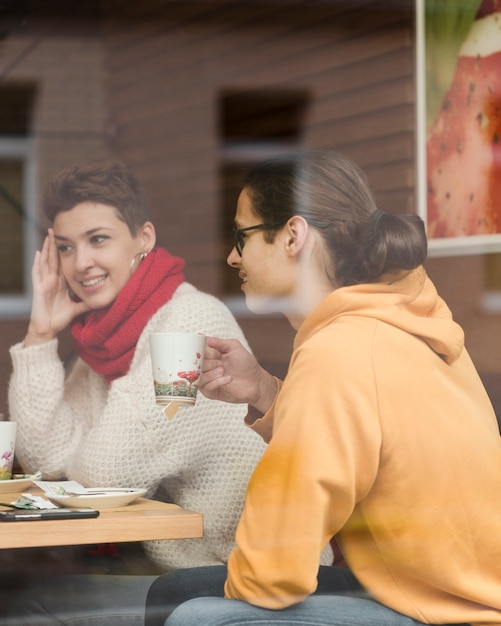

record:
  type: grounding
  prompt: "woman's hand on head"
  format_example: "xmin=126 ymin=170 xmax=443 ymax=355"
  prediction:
xmin=24 ymin=231 xmax=90 ymax=347
xmin=199 ymin=337 xmax=278 ymax=414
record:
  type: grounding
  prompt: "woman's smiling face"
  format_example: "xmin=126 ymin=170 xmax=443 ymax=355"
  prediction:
xmin=53 ymin=201 xmax=153 ymax=309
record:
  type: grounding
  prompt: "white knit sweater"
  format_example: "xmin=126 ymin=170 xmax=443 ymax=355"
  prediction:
xmin=8 ymin=282 xmax=266 ymax=570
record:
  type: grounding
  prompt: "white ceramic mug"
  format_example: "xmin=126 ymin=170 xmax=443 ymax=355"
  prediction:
xmin=0 ymin=421 xmax=16 ymax=480
xmin=149 ymin=333 xmax=206 ymax=410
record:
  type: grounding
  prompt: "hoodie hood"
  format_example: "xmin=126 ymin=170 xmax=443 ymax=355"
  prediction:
xmin=295 ymin=266 xmax=464 ymax=365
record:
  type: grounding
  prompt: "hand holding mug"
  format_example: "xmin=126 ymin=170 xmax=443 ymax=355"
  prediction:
xmin=199 ymin=337 xmax=278 ymax=414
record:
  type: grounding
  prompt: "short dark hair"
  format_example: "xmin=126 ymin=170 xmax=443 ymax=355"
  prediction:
xmin=243 ymin=149 xmax=427 ymax=286
xmin=43 ymin=158 xmax=151 ymax=235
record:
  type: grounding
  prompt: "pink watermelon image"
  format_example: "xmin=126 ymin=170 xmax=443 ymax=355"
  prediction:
xmin=426 ymin=3 xmax=501 ymax=238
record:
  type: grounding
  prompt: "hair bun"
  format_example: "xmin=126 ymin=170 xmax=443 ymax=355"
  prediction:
xmin=359 ymin=210 xmax=427 ymax=282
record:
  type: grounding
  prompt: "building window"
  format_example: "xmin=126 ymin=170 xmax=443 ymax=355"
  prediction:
xmin=0 ymin=83 xmax=37 ymax=317
xmin=218 ymin=87 xmax=310 ymax=308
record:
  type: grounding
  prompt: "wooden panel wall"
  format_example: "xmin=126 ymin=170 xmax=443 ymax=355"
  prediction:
xmin=100 ymin=0 xmax=416 ymax=369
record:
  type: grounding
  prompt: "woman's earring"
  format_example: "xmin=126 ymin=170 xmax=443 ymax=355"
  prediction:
xmin=130 ymin=251 xmax=149 ymax=275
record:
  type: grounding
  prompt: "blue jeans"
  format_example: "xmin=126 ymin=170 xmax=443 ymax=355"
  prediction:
xmin=146 ymin=565 xmax=364 ymax=626
xmin=165 ymin=595 xmax=434 ymax=626
xmin=156 ymin=567 xmax=469 ymax=626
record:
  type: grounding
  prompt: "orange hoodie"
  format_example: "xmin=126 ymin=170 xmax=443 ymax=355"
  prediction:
xmin=226 ymin=267 xmax=501 ymax=625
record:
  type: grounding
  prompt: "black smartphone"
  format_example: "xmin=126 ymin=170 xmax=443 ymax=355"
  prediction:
xmin=0 ymin=508 xmax=99 ymax=521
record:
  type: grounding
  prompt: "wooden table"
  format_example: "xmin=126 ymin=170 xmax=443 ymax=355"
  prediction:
xmin=0 ymin=490 xmax=203 ymax=550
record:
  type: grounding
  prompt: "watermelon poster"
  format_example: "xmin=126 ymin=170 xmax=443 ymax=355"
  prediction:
xmin=416 ymin=0 xmax=501 ymax=256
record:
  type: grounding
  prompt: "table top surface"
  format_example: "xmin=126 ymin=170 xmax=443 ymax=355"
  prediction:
xmin=0 ymin=489 xmax=203 ymax=550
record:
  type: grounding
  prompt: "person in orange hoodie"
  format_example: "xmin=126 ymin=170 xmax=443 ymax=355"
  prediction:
xmin=154 ymin=149 xmax=501 ymax=626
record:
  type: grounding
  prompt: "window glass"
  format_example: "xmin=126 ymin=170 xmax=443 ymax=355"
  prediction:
xmin=218 ymin=88 xmax=310 ymax=304
xmin=0 ymin=157 xmax=24 ymax=295
xmin=0 ymin=138 xmax=35 ymax=316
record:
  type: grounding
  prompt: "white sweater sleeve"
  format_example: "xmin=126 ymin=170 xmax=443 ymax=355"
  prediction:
xmin=9 ymin=338 xmax=90 ymax=477
xmin=9 ymin=284 xmax=267 ymax=569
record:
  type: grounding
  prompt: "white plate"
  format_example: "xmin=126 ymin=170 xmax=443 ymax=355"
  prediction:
xmin=46 ymin=488 xmax=147 ymax=509
xmin=0 ymin=474 xmax=37 ymax=494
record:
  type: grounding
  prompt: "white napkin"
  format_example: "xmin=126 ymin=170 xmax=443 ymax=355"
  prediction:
xmin=33 ymin=480 xmax=88 ymax=496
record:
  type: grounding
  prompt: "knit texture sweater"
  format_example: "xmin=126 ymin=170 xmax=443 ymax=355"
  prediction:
xmin=9 ymin=282 xmax=267 ymax=570
xmin=227 ymin=268 xmax=501 ymax=626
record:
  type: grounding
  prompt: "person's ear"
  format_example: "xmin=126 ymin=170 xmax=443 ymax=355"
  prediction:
xmin=284 ymin=216 xmax=308 ymax=256
xmin=138 ymin=221 xmax=156 ymax=252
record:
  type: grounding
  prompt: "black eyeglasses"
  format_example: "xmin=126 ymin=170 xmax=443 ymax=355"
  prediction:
xmin=231 ymin=223 xmax=283 ymax=256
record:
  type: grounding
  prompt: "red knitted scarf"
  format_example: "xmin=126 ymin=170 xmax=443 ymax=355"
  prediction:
xmin=71 ymin=247 xmax=185 ymax=383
